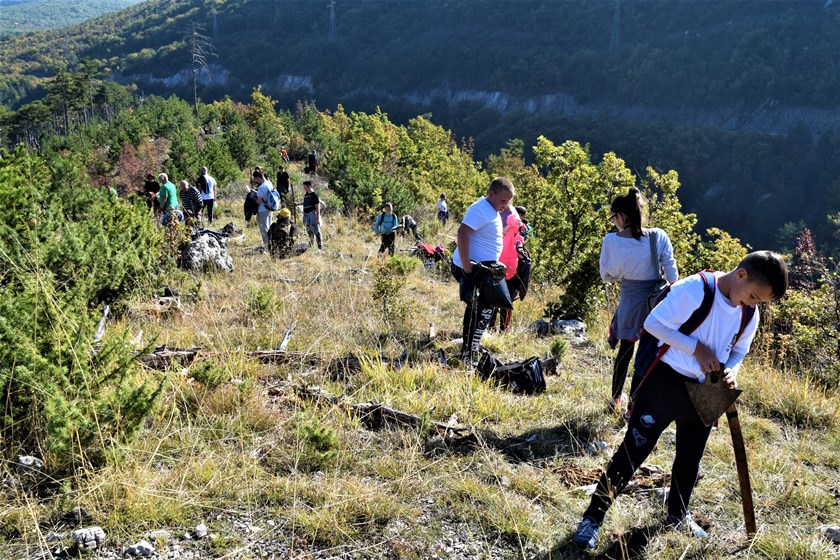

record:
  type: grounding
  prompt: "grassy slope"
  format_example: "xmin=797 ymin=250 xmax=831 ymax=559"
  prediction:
xmin=0 ymin=167 xmax=838 ymax=559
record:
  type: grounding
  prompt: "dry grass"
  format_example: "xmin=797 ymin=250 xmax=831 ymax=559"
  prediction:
xmin=1 ymin=205 xmax=838 ymax=559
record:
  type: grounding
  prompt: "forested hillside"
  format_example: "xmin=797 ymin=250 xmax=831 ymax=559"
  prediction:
xmin=2 ymin=0 xmax=840 ymax=251
xmin=0 ymin=0 xmax=145 ymax=39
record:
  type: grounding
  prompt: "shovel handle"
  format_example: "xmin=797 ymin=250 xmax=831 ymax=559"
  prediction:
xmin=726 ymin=403 xmax=757 ymax=536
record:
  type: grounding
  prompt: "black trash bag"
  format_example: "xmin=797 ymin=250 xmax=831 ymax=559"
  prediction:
xmin=476 ymin=351 xmax=546 ymax=395
xmin=508 ymin=357 xmax=546 ymax=395
xmin=474 ymin=261 xmax=513 ymax=309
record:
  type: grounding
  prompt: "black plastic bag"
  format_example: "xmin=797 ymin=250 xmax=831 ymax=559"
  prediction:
xmin=474 ymin=261 xmax=513 ymax=309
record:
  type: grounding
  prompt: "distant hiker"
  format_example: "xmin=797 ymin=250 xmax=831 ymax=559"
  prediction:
xmin=451 ymin=177 xmax=514 ymax=364
xmin=572 ymin=251 xmax=788 ymax=550
xmin=308 ymin=149 xmax=318 ymax=175
xmin=276 ymin=165 xmax=291 ymax=205
xmin=252 ymin=169 xmax=275 ymax=252
xmin=601 ymin=187 xmax=678 ymax=414
xmin=143 ymin=173 xmax=161 ymax=212
xmin=302 ymin=180 xmax=323 ymax=250
xmin=196 ymin=166 xmax=217 ymax=224
xmin=401 ymin=214 xmax=421 ymax=241
xmin=179 ymin=180 xmax=204 ymax=222
xmin=280 ymin=147 xmax=290 ymax=163
xmin=375 ymin=202 xmax=400 ymax=257
xmin=437 ymin=193 xmax=449 ymax=226
xmin=156 ymin=173 xmax=183 ymax=225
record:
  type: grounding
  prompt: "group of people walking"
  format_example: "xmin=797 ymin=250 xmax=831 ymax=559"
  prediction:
xmin=447 ymin=177 xmax=788 ymax=551
xmin=144 ymin=167 xmax=217 ymax=226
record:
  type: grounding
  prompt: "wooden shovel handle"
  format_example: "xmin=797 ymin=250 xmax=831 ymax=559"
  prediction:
xmin=726 ymin=403 xmax=757 ymax=536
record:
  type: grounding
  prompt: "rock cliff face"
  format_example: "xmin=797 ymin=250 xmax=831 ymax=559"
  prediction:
xmin=117 ymin=64 xmax=836 ymax=138
xmin=346 ymin=84 xmax=838 ymax=138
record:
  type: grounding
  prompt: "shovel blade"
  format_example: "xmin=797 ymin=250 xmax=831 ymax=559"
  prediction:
xmin=686 ymin=380 xmax=742 ymax=427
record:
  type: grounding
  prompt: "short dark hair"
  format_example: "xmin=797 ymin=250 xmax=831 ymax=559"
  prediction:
xmin=303 ymin=180 xmax=313 ymax=187
xmin=515 ymin=205 xmax=526 ymax=218
xmin=488 ymin=177 xmax=514 ymax=195
xmin=253 ymin=169 xmax=264 ymax=179
xmin=738 ymin=251 xmax=789 ymax=300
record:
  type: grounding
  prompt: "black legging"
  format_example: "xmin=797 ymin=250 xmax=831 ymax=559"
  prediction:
xmin=203 ymin=199 xmax=215 ymax=224
xmin=451 ymin=264 xmax=494 ymax=361
xmin=379 ymin=232 xmax=396 ymax=255
xmin=583 ymin=361 xmax=713 ymax=524
xmin=611 ymin=339 xmax=635 ymax=400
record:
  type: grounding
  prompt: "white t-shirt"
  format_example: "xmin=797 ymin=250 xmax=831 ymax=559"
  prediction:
xmin=438 ymin=199 xmax=448 ymax=213
xmin=452 ymin=197 xmax=502 ymax=268
xmin=600 ymin=228 xmax=678 ymax=283
xmin=200 ymin=174 xmax=216 ymax=201
xmin=644 ymin=271 xmax=759 ymax=382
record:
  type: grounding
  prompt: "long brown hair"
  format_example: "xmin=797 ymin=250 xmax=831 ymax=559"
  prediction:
xmin=610 ymin=187 xmax=644 ymax=239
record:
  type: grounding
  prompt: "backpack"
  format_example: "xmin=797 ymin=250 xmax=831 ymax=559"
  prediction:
xmin=265 ymin=187 xmax=281 ymax=211
xmin=630 ymin=271 xmax=756 ymax=407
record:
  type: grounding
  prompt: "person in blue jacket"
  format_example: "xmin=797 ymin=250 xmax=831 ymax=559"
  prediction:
xmin=374 ymin=202 xmax=399 ymax=257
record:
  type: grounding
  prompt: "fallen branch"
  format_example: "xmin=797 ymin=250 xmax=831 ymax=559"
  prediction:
xmin=293 ymin=385 xmax=472 ymax=437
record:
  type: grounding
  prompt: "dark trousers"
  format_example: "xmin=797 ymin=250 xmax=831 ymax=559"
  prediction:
xmin=203 ymin=200 xmax=215 ymax=224
xmin=611 ymin=339 xmax=636 ymax=400
xmin=451 ymin=264 xmax=494 ymax=361
xmin=583 ymin=361 xmax=712 ymax=523
xmin=379 ymin=232 xmax=396 ymax=255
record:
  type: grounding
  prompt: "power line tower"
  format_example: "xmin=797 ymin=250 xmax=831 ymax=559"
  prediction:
xmin=328 ymin=0 xmax=336 ymax=43
xmin=609 ymin=0 xmax=620 ymax=54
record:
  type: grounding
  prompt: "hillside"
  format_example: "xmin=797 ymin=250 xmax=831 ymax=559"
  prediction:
xmin=1 ymin=83 xmax=838 ymax=559
xmin=0 ymin=0 xmax=146 ymax=39
xmin=3 ymin=0 xmax=840 ymax=251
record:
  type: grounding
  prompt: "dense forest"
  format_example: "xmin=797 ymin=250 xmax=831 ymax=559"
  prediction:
xmin=0 ymin=0 xmax=144 ymax=39
xmin=2 ymin=0 xmax=840 ymax=252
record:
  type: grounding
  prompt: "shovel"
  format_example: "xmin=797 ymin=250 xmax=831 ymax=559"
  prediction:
xmin=686 ymin=372 xmax=757 ymax=536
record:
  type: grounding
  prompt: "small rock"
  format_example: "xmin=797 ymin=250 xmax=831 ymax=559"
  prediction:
xmin=147 ymin=529 xmax=171 ymax=541
xmin=586 ymin=441 xmax=610 ymax=456
xmin=16 ymin=455 xmax=44 ymax=471
xmin=124 ymin=539 xmax=155 ymax=557
xmin=820 ymin=525 xmax=840 ymax=544
xmin=194 ymin=523 xmax=208 ymax=539
xmin=72 ymin=526 xmax=105 ymax=551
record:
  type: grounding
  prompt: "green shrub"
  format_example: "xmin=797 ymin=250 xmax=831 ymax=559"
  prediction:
xmin=383 ymin=254 xmax=420 ymax=276
xmin=190 ymin=360 xmax=228 ymax=389
xmin=296 ymin=415 xmax=339 ymax=471
xmin=549 ymin=337 xmax=569 ymax=361
xmin=371 ymin=266 xmax=411 ymax=332
xmin=244 ymin=284 xmax=279 ymax=318
xmin=0 ymin=146 xmax=170 ymax=472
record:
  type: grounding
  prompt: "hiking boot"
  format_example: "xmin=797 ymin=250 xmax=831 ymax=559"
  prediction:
xmin=572 ymin=516 xmax=600 ymax=549
xmin=666 ymin=512 xmax=708 ymax=538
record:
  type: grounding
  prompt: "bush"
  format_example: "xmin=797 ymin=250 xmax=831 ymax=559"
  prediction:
xmin=0 ymin=146 xmax=170 ymax=472
xmin=383 ymin=254 xmax=420 ymax=276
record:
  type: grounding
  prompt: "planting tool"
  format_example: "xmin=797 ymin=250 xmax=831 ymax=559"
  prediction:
xmin=686 ymin=372 xmax=757 ymax=536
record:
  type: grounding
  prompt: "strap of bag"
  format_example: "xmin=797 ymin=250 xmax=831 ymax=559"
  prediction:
xmin=631 ymin=271 xmax=716 ymax=401
xmin=648 ymin=229 xmax=664 ymax=282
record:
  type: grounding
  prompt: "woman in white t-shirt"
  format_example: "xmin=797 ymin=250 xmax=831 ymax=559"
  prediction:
xmin=600 ymin=187 xmax=678 ymax=413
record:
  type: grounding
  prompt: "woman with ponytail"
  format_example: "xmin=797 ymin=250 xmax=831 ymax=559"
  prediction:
xmin=600 ymin=187 xmax=678 ymax=413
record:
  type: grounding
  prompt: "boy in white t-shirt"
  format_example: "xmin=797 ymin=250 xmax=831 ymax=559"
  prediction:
xmin=451 ymin=177 xmax=514 ymax=363
xmin=573 ymin=251 xmax=788 ymax=549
